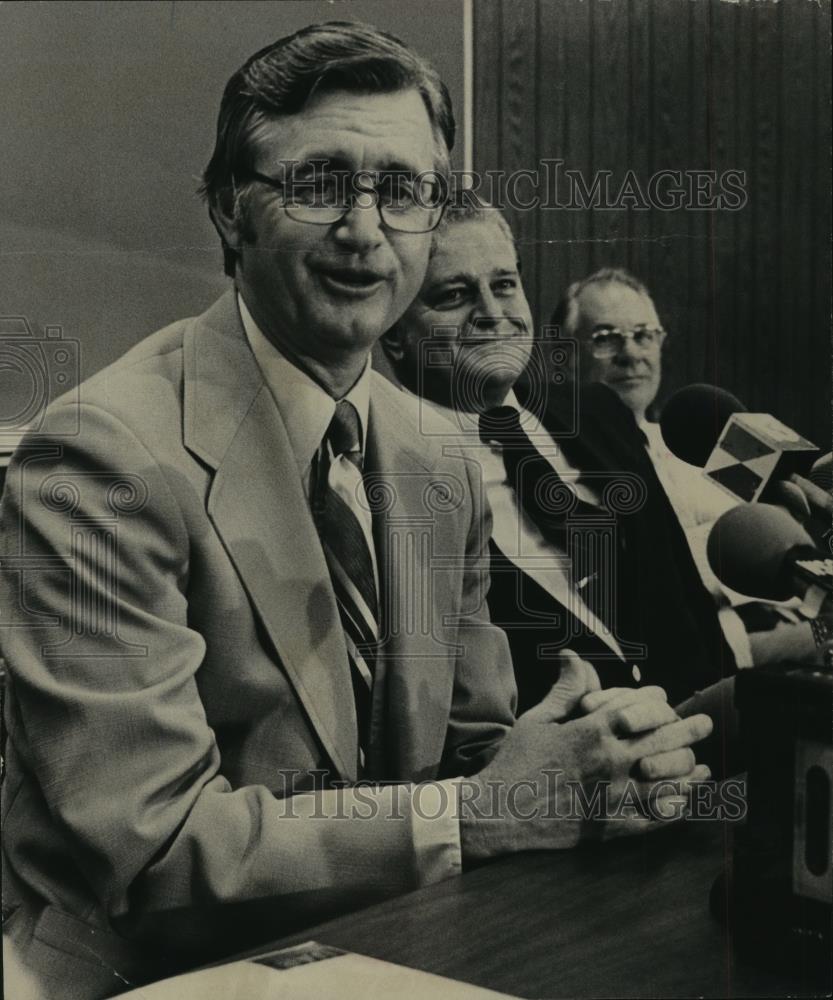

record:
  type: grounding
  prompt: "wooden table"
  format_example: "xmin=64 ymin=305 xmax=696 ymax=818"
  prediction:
xmin=256 ymin=820 xmax=826 ymax=998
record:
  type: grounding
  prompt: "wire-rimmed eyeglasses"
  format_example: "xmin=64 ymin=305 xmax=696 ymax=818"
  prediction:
xmin=235 ymin=168 xmax=448 ymax=234
xmin=589 ymin=326 xmax=666 ymax=358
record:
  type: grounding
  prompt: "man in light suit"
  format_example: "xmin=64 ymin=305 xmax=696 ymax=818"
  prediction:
xmin=1 ymin=24 xmax=712 ymax=1000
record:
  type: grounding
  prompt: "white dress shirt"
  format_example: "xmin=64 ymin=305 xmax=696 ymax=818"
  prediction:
xmin=413 ymin=390 xmax=625 ymax=660
xmin=641 ymin=420 xmax=754 ymax=668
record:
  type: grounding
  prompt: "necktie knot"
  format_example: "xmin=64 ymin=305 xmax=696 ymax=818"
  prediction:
xmin=479 ymin=405 xmax=523 ymax=445
xmin=328 ymin=400 xmax=362 ymax=463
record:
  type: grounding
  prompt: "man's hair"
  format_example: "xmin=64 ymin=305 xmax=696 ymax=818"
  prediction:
xmin=550 ymin=267 xmax=651 ymax=337
xmin=382 ymin=200 xmax=518 ymax=380
xmin=433 ymin=200 xmax=517 ymax=256
xmin=200 ymin=20 xmax=456 ymax=276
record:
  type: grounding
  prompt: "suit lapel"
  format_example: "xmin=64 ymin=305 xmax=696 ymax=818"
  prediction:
xmin=506 ymin=380 xmax=630 ymax=660
xmin=536 ymin=381 xmax=649 ymax=478
xmin=491 ymin=539 xmax=626 ymax=660
xmin=182 ymin=291 xmax=358 ymax=781
xmin=365 ymin=378 xmax=458 ymax=780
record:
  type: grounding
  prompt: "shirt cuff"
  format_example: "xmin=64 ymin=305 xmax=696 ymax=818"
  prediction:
xmin=410 ymin=778 xmax=463 ymax=886
xmin=718 ymin=606 xmax=753 ymax=669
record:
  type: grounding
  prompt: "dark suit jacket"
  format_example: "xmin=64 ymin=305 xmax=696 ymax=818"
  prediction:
xmin=0 ymin=291 xmax=516 ymax=999
xmin=489 ymin=379 xmax=737 ymax=712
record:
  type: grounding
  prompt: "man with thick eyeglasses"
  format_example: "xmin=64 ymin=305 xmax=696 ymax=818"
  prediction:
xmin=235 ymin=164 xmax=448 ymax=233
xmin=552 ymin=268 xmax=825 ymax=683
xmin=0 ymin=26 xmax=712 ymax=1000
xmin=553 ymin=269 xmax=667 ymax=425
xmin=544 ymin=271 xmax=758 ymax=695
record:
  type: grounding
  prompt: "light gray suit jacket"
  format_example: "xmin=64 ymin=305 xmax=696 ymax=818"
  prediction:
xmin=0 ymin=291 xmax=515 ymax=998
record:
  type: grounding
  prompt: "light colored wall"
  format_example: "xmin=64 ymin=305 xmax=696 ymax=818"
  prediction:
xmin=0 ymin=0 xmax=465 ymax=388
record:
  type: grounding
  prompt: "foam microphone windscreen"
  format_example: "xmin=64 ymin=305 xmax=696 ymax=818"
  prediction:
xmin=809 ymin=452 xmax=833 ymax=492
xmin=659 ymin=384 xmax=747 ymax=467
xmin=706 ymin=502 xmax=815 ymax=600
xmin=767 ymin=479 xmax=812 ymax=522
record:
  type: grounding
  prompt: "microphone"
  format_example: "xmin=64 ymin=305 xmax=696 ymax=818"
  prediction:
xmin=809 ymin=452 xmax=833 ymax=493
xmin=766 ymin=479 xmax=812 ymax=523
xmin=660 ymin=383 xmax=747 ymax=468
xmin=660 ymin=384 xmax=819 ymax=504
xmin=793 ymin=452 xmax=833 ymax=542
xmin=706 ymin=502 xmax=833 ymax=605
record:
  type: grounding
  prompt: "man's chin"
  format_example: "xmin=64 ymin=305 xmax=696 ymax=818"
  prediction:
xmin=609 ymin=381 xmax=655 ymax=415
xmin=453 ymin=362 xmax=521 ymax=411
xmin=313 ymin=302 xmax=394 ymax=352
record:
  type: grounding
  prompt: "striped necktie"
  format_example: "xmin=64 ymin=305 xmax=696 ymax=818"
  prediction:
xmin=313 ymin=400 xmax=380 ymax=767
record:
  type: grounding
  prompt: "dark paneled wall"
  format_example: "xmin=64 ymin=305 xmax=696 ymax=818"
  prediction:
xmin=473 ymin=0 xmax=831 ymax=443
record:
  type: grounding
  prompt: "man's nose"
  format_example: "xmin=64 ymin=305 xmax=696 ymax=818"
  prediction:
xmin=471 ymin=287 xmax=502 ymax=327
xmin=615 ymin=334 xmax=644 ymax=363
xmin=333 ymin=200 xmax=385 ymax=250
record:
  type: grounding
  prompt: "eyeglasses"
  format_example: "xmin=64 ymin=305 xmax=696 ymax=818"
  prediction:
xmin=236 ymin=168 xmax=448 ymax=234
xmin=589 ymin=326 xmax=666 ymax=358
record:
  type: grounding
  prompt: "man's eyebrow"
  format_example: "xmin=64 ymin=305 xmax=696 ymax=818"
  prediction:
xmin=378 ymin=161 xmax=421 ymax=174
xmin=431 ymin=271 xmax=476 ymax=286
xmin=285 ymin=156 xmax=351 ymax=173
xmin=427 ymin=266 xmax=519 ymax=290
xmin=283 ymin=156 xmax=424 ymax=175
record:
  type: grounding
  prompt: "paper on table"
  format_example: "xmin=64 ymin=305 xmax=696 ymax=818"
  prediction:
xmin=113 ymin=941 xmax=519 ymax=999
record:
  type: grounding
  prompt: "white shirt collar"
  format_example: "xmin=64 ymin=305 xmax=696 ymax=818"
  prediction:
xmin=404 ymin=388 xmax=542 ymax=438
xmin=237 ymin=291 xmax=372 ymax=478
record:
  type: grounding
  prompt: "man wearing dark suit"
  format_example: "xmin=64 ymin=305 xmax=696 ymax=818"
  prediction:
xmin=550 ymin=267 xmax=826 ymax=679
xmin=0 ymin=25 xmax=712 ymax=1000
xmin=382 ymin=202 xmax=736 ymax=714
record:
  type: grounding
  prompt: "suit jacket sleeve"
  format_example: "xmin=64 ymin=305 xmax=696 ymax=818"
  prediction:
xmin=439 ymin=447 xmax=518 ymax=776
xmin=0 ymin=403 xmax=502 ymax=963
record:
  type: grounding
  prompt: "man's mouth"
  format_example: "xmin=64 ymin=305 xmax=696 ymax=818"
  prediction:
xmin=316 ymin=265 xmax=388 ymax=297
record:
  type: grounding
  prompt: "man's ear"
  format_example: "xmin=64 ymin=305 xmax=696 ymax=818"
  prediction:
xmin=208 ymin=185 xmax=245 ymax=255
xmin=380 ymin=323 xmax=406 ymax=363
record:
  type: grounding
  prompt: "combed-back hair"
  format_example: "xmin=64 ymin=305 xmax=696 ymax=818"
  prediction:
xmin=200 ymin=21 xmax=455 ymax=275
xmin=434 ymin=200 xmax=517 ymax=256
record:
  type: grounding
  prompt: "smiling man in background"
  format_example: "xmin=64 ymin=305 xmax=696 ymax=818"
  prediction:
xmin=383 ymin=208 xmax=742 ymax=715
xmin=382 ymin=205 xmax=636 ymax=706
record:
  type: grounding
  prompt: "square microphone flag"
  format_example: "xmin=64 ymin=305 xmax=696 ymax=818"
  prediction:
xmin=704 ymin=413 xmax=818 ymax=503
